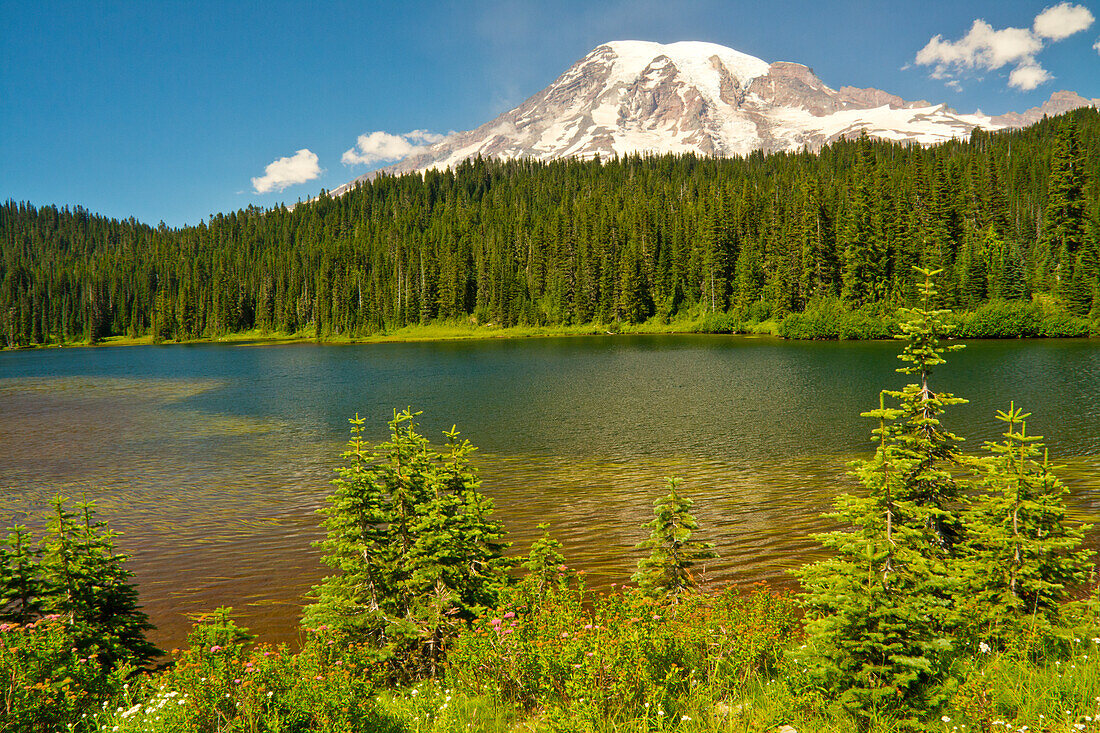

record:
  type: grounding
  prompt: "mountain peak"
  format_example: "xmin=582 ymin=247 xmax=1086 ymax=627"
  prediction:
xmin=596 ymin=40 xmax=771 ymax=91
xmin=329 ymin=41 xmax=1096 ymax=196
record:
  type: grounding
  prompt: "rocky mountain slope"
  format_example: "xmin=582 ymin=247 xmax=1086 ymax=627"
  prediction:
xmin=330 ymin=40 xmax=1099 ymax=195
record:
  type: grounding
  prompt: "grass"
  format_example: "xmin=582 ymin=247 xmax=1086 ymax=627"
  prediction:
xmin=6 ymin=313 xmax=784 ymax=351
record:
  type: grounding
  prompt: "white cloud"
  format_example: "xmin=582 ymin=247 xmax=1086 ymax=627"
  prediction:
xmin=916 ymin=19 xmax=1042 ymax=74
xmin=1034 ymin=2 xmax=1095 ymax=40
xmin=251 ymin=149 xmax=322 ymax=194
xmin=342 ymin=129 xmax=448 ymax=166
xmin=914 ymin=4 xmax=1094 ymax=91
xmin=1009 ymin=63 xmax=1053 ymax=90
xmin=945 ymin=79 xmax=963 ymax=92
xmin=1094 ymin=36 xmax=1100 ymax=54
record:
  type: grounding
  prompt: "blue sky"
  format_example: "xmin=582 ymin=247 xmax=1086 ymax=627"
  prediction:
xmin=2 ymin=0 xmax=1098 ymax=226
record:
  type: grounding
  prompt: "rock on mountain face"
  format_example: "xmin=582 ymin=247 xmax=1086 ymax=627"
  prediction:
xmin=330 ymin=40 xmax=1099 ymax=195
xmin=989 ymin=90 xmax=1100 ymax=128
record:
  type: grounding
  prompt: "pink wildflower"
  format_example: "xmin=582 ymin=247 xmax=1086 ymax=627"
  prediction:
xmin=210 ymin=645 xmax=224 ymax=653
xmin=503 ymin=612 xmax=515 ymax=619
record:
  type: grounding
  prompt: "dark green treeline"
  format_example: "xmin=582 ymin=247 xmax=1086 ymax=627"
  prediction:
xmin=2 ymin=109 xmax=1098 ymax=346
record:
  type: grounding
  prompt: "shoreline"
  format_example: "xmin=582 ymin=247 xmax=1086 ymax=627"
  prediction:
xmin=0 ymin=320 xmax=785 ymax=351
xmin=2 ymin=316 xmax=1097 ymax=351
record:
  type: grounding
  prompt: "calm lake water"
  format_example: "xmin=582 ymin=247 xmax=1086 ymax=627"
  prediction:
xmin=2 ymin=335 xmax=1098 ymax=649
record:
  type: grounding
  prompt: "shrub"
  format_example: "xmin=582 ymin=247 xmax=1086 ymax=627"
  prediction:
xmin=779 ymin=299 xmax=895 ymax=340
xmin=0 ymin=615 xmax=126 ymax=733
xmin=447 ymin=580 xmax=798 ymax=725
xmin=952 ymin=299 xmax=1090 ymax=338
xmin=693 ymin=311 xmax=739 ymax=333
xmin=837 ymin=310 xmax=894 ymax=340
xmin=97 ymin=611 xmax=400 ymax=733
xmin=778 ymin=299 xmax=843 ymax=339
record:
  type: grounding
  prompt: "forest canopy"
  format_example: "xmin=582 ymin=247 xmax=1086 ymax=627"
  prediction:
xmin=1 ymin=109 xmax=1097 ymax=346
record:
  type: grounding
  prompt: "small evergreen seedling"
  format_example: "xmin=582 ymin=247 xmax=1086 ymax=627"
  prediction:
xmin=632 ymin=477 xmax=716 ymax=602
xmin=522 ymin=523 xmax=568 ymax=591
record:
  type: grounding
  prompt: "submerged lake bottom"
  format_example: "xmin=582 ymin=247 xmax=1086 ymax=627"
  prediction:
xmin=2 ymin=335 xmax=1098 ymax=649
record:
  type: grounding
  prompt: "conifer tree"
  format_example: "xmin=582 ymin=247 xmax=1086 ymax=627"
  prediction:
xmin=305 ymin=410 xmax=510 ymax=676
xmin=960 ymin=404 xmax=1093 ymax=650
xmin=1041 ymin=116 xmax=1088 ymax=304
xmin=0 ymin=525 xmax=45 ymax=623
xmin=41 ymin=497 xmax=160 ymax=666
xmin=522 ymin=523 xmax=569 ymax=595
xmin=797 ymin=268 xmax=968 ymax=726
xmin=841 ymin=133 xmax=883 ymax=305
xmin=632 ymin=478 xmax=716 ymax=602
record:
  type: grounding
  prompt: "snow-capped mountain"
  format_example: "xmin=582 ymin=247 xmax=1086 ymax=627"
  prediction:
xmin=330 ymin=40 xmax=1100 ymax=195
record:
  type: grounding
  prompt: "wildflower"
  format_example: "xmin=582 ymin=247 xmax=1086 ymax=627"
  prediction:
xmin=979 ymin=641 xmax=991 ymax=653
xmin=943 ymin=716 xmax=951 ymax=723
xmin=210 ymin=645 xmax=224 ymax=653
xmin=503 ymin=612 xmax=515 ymax=619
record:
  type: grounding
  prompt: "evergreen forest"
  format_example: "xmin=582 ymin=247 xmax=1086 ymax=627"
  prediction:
xmin=2 ymin=110 xmax=1099 ymax=348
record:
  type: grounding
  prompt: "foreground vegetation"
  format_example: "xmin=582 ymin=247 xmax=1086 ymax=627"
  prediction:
xmin=4 ymin=270 xmax=1100 ymax=731
xmin=3 ymin=110 xmax=1099 ymax=349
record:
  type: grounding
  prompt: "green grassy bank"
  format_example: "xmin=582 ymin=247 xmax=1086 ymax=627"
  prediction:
xmin=4 ymin=297 xmax=1099 ymax=352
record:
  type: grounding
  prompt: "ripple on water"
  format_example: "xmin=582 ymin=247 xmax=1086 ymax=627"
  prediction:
xmin=1 ymin=338 xmax=1098 ymax=649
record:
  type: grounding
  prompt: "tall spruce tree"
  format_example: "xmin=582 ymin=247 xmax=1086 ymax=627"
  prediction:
xmin=797 ymin=268 xmax=967 ymax=727
xmin=1041 ymin=116 xmax=1089 ymax=309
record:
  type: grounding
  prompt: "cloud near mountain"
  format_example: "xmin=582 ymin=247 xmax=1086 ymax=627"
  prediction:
xmin=342 ymin=130 xmax=449 ymax=166
xmin=251 ymin=149 xmax=322 ymax=194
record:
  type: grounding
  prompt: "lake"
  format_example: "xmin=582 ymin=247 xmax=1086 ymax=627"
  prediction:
xmin=2 ymin=335 xmax=1098 ymax=649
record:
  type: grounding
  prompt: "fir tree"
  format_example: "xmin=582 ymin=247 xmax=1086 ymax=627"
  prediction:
xmin=41 ymin=497 xmax=160 ymax=666
xmin=0 ymin=525 xmax=45 ymax=623
xmin=1040 ymin=116 xmax=1088 ymax=305
xmin=796 ymin=268 xmax=968 ymax=727
xmin=521 ymin=523 xmax=569 ymax=596
xmin=960 ymin=403 xmax=1093 ymax=650
xmin=305 ymin=410 xmax=510 ymax=677
xmin=632 ymin=478 xmax=716 ymax=602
